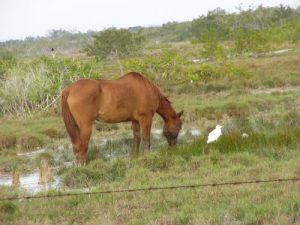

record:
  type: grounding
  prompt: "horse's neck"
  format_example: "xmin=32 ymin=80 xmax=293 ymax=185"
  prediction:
xmin=157 ymin=97 xmax=177 ymax=121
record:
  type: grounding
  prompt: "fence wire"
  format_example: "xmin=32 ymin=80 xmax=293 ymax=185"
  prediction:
xmin=0 ymin=177 xmax=299 ymax=202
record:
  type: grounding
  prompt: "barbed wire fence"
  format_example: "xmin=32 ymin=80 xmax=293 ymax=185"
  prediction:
xmin=1 ymin=177 xmax=299 ymax=202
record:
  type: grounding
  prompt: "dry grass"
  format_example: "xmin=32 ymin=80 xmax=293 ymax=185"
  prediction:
xmin=0 ymin=135 xmax=16 ymax=150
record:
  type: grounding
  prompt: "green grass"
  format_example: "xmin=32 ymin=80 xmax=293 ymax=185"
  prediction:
xmin=3 ymin=118 xmax=300 ymax=224
xmin=0 ymin=43 xmax=300 ymax=224
xmin=1 ymin=146 xmax=299 ymax=225
xmin=0 ymin=114 xmax=64 ymax=151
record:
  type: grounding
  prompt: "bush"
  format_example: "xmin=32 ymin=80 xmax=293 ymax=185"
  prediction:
xmin=85 ymin=28 xmax=144 ymax=60
xmin=123 ymin=49 xmax=187 ymax=80
xmin=187 ymin=63 xmax=252 ymax=82
xmin=233 ymin=28 xmax=272 ymax=54
xmin=0 ymin=52 xmax=17 ymax=80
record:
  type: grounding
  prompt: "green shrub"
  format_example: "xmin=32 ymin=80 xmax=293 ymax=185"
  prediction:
xmin=85 ymin=28 xmax=144 ymax=60
xmin=123 ymin=49 xmax=187 ymax=80
xmin=0 ymin=53 xmax=17 ymax=79
xmin=187 ymin=63 xmax=252 ymax=82
xmin=233 ymin=28 xmax=272 ymax=54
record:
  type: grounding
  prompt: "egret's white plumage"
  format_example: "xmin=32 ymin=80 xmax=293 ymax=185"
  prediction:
xmin=207 ymin=125 xmax=222 ymax=144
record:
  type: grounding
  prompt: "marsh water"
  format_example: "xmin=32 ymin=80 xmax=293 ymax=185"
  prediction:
xmin=0 ymin=127 xmax=201 ymax=192
xmin=0 ymin=171 xmax=60 ymax=193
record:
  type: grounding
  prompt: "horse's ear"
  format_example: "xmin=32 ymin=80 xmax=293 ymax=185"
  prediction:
xmin=177 ymin=110 xmax=184 ymax=118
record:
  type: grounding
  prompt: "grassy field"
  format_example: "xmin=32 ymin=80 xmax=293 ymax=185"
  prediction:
xmin=0 ymin=146 xmax=299 ymax=224
xmin=0 ymin=43 xmax=300 ymax=224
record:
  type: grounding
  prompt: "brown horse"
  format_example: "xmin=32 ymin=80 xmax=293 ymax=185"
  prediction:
xmin=61 ymin=72 xmax=183 ymax=165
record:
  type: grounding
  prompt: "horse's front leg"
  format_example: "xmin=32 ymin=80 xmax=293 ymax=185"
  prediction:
xmin=139 ymin=117 xmax=152 ymax=153
xmin=132 ymin=120 xmax=141 ymax=154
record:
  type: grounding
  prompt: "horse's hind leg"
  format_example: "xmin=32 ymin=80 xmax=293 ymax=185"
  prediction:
xmin=72 ymin=138 xmax=81 ymax=165
xmin=139 ymin=116 xmax=152 ymax=153
xmin=132 ymin=120 xmax=141 ymax=154
xmin=77 ymin=124 xmax=92 ymax=166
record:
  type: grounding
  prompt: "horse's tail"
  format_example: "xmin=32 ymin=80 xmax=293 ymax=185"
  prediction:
xmin=61 ymin=88 xmax=79 ymax=144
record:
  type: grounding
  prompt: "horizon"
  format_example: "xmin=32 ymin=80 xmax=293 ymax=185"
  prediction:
xmin=1 ymin=0 xmax=299 ymax=42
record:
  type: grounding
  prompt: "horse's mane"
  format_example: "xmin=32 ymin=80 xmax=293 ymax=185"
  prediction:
xmin=125 ymin=72 xmax=171 ymax=103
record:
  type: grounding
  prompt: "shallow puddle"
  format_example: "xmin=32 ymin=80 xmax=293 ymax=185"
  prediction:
xmin=0 ymin=171 xmax=60 ymax=193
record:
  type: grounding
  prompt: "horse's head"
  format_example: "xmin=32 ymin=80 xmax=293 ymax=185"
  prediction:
xmin=163 ymin=110 xmax=183 ymax=146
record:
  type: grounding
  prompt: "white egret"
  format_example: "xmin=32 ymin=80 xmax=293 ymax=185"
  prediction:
xmin=207 ymin=125 xmax=222 ymax=144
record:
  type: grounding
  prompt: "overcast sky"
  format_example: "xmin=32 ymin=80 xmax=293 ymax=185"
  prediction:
xmin=0 ymin=0 xmax=298 ymax=41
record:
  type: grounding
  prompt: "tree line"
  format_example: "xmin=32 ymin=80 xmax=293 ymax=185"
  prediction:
xmin=86 ymin=5 xmax=300 ymax=59
xmin=0 ymin=4 xmax=299 ymax=58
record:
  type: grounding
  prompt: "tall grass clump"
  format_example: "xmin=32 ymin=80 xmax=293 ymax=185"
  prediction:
xmin=62 ymin=158 xmax=128 ymax=188
xmin=16 ymin=135 xmax=43 ymax=152
xmin=0 ymin=135 xmax=17 ymax=150
xmin=0 ymin=56 xmax=98 ymax=115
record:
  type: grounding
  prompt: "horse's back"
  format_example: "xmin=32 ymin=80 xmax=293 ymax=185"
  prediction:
xmin=64 ymin=73 xmax=161 ymax=123
xmin=118 ymin=72 xmax=160 ymax=108
xmin=97 ymin=72 xmax=160 ymax=121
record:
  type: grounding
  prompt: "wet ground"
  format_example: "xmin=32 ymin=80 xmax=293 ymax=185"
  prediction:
xmin=0 ymin=171 xmax=60 ymax=193
xmin=0 ymin=127 xmax=201 ymax=192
